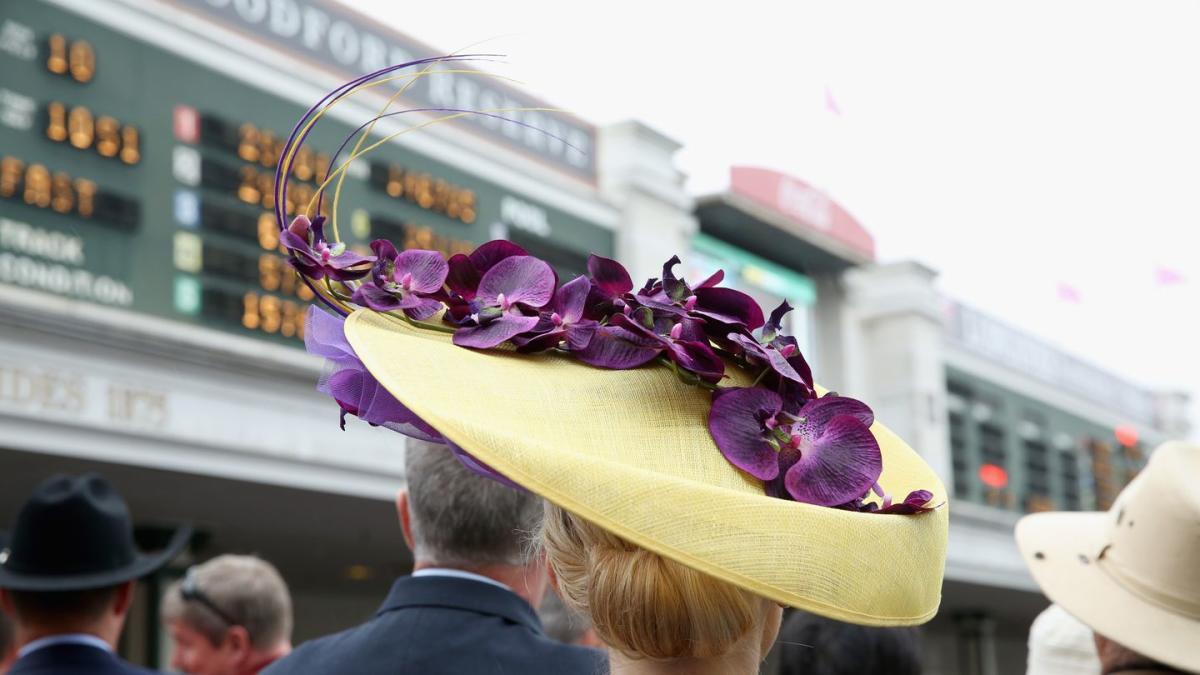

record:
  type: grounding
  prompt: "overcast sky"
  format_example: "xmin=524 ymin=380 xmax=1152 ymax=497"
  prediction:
xmin=359 ymin=0 xmax=1200 ymax=434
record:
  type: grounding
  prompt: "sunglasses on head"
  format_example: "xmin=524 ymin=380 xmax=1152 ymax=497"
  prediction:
xmin=180 ymin=567 xmax=238 ymax=626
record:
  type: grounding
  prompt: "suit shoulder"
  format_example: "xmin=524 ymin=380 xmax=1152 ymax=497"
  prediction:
xmin=7 ymin=655 xmax=157 ymax=675
xmin=262 ymin=625 xmax=364 ymax=673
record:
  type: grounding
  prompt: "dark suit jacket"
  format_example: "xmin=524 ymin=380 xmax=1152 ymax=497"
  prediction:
xmin=264 ymin=575 xmax=607 ymax=675
xmin=8 ymin=643 xmax=157 ymax=675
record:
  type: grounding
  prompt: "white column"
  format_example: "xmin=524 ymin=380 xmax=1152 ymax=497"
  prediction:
xmin=841 ymin=261 xmax=953 ymax=487
xmin=597 ymin=120 xmax=696 ymax=283
xmin=1154 ymin=390 xmax=1193 ymax=440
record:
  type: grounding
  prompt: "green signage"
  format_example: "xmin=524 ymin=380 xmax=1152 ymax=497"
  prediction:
xmin=0 ymin=1 xmax=612 ymax=346
xmin=692 ymin=233 xmax=816 ymax=305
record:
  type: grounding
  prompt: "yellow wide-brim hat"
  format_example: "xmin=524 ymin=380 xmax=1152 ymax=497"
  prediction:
xmin=346 ymin=309 xmax=948 ymax=626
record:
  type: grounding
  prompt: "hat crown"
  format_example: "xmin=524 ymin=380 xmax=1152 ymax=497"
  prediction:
xmin=1099 ymin=442 xmax=1200 ymax=618
xmin=4 ymin=473 xmax=137 ymax=578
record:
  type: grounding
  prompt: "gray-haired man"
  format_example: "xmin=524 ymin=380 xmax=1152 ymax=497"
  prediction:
xmin=265 ymin=440 xmax=607 ymax=674
xmin=161 ymin=555 xmax=293 ymax=675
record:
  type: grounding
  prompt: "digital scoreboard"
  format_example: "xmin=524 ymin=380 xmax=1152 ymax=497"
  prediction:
xmin=0 ymin=1 xmax=613 ymax=346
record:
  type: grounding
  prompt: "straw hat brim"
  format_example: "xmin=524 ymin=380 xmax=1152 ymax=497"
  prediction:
xmin=346 ymin=310 xmax=948 ymax=626
xmin=1016 ymin=512 xmax=1200 ymax=673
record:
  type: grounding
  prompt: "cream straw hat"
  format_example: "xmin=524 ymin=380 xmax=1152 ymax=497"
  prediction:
xmin=1017 ymin=442 xmax=1200 ymax=673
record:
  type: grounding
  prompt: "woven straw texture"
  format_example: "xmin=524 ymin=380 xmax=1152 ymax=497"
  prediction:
xmin=346 ymin=310 xmax=948 ymax=625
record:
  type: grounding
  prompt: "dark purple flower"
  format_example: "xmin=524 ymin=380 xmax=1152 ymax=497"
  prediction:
xmin=445 ymin=240 xmax=530 ymax=322
xmin=573 ymin=325 xmax=664 ymax=369
xmin=452 ymin=255 xmax=557 ymax=349
xmin=724 ymin=302 xmax=815 ymax=400
xmin=728 ymin=332 xmax=804 ymax=381
xmin=282 ymin=215 xmax=374 ymax=281
xmin=635 ymin=257 xmax=764 ymax=331
xmin=839 ymin=487 xmax=936 ymax=515
xmin=761 ymin=300 xmax=791 ymax=342
xmin=691 ymin=287 xmax=765 ymax=329
xmin=708 ymin=388 xmax=882 ymax=506
xmin=351 ymin=240 xmax=448 ymax=320
xmin=874 ymin=489 xmax=936 ymax=514
xmin=610 ymin=311 xmax=725 ymax=382
xmin=512 ymin=275 xmax=600 ymax=352
xmin=583 ymin=254 xmax=634 ymax=320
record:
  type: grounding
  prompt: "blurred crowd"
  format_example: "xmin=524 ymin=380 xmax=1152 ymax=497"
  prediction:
xmin=0 ymin=439 xmax=1194 ymax=675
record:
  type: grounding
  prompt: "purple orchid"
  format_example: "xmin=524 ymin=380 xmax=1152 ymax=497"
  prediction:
xmin=282 ymin=215 xmax=374 ymax=281
xmin=708 ymin=388 xmax=882 ymax=506
xmin=351 ymin=241 xmax=448 ymax=320
xmin=636 ymin=257 xmax=765 ymax=332
xmin=840 ymin=486 xmax=936 ymax=514
xmin=574 ymin=324 xmax=664 ymax=369
xmin=452 ymin=255 xmax=557 ymax=349
xmin=609 ymin=309 xmax=726 ymax=382
xmin=512 ymin=275 xmax=600 ymax=353
xmin=445 ymin=240 xmax=530 ymax=323
xmin=583 ymin=254 xmax=634 ymax=321
xmin=724 ymin=301 xmax=815 ymax=400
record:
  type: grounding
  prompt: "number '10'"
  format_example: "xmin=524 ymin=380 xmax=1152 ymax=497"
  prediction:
xmin=47 ymin=34 xmax=95 ymax=84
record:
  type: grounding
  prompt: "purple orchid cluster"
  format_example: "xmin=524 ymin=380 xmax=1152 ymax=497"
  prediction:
xmin=287 ymin=219 xmax=932 ymax=515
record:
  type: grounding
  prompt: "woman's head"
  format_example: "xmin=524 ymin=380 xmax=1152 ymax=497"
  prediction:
xmin=540 ymin=502 xmax=781 ymax=661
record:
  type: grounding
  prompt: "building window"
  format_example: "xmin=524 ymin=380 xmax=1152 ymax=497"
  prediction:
xmin=1059 ymin=449 xmax=1081 ymax=511
xmin=1020 ymin=415 xmax=1053 ymax=512
xmin=979 ymin=413 xmax=1008 ymax=506
xmin=1118 ymin=443 xmax=1147 ymax=486
xmin=946 ymin=383 xmax=973 ymax=500
xmin=1087 ymin=438 xmax=1117 ymax=510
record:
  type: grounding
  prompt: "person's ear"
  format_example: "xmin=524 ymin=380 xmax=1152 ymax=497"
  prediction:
xmin=396 ymin=489 xmax=414 ymax=551
xmin=545 ymin=557 xmax=560 ymax=594
xmin=112 ymin=581 xmax=135 ymax=617
xmin=225 ymin=625 xmax=252 ymax=658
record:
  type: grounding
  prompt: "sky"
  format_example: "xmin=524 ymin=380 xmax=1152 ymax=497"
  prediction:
xmin=359 ymin=0 xmax=1200 ymax=434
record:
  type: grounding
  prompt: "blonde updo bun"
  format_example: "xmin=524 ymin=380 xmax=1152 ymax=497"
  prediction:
xmin=540 ymin=502 xmax=763 ymax=660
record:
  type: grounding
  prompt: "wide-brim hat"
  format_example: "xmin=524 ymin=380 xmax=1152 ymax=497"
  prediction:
xmin=1016 ymin=442 xmax=1200 ymax=673
xmin=0 ymin=473 xmax=191 ymax=592
xmin=345 ymin=310 xmax=948 ymax=626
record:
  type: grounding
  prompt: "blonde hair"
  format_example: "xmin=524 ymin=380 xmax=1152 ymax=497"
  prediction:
xmin=540 ymin=503 xmax=763 ymax=660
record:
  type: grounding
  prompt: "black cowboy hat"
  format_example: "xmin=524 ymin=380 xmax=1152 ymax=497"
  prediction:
xmin=0 ymin=473 xmax=191 ymax=591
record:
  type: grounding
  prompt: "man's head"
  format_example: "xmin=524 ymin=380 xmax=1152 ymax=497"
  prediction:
xmin=398 ymin=440 xmax=542 ymax=569
xmin=161 ymin=555 xmax=292 ymax=675
xmin=0 ymin=582 xmax=134 ymax=649
xmin=0 ymin=473 xmax=188 ymax=652
xmin=1093 ymin=634 xmax=1181 ymax=674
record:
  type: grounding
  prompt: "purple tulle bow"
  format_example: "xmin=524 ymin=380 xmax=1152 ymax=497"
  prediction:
xmin=304 ymin=307 xmax=525 ymax=490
